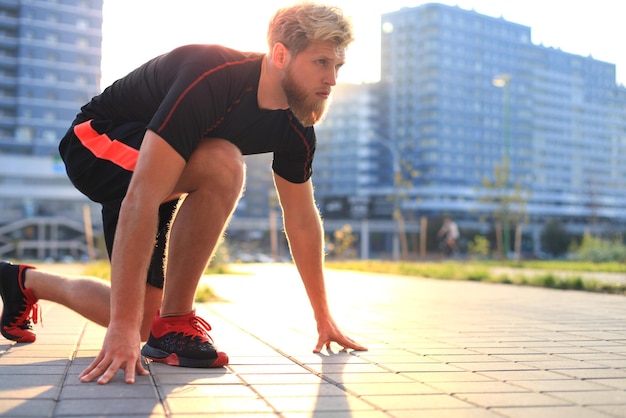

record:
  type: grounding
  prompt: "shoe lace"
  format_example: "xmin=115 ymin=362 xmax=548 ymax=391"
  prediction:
xmin=183 ymin=316 xmax=213 ymax=344
xmin=14 ymin=290 xmax=40 ymax=330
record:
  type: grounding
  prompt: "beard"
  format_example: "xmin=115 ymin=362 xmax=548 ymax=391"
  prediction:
xmin=281 ymin=68 xmax=330 ymax=127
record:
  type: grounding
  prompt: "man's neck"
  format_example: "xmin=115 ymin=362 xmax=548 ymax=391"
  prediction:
xmin=257 ymin=55 xmax=288 ymax=111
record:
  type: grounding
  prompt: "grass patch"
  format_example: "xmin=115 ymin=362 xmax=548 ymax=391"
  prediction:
xmin=82 ymin=260 xmax=112 ymax=280
xmin=194 ymin=285 xmax=217 ymax=302
xmin=477 ymin=260 xmax=626 ymax=273
xmin=325 ymin=260 xmax=626 ymax=296
xmin=79 ymin=260 xmax=224 ymax=302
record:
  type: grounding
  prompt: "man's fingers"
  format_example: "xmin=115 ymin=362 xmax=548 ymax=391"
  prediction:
xmin=122 ymin=361 xmax=136 ymax=385
xmin=96 ymin=363 xmax=121 ymax=385
xmin=81 ymin=362 xmax=110 ymax=383
xmin=79 ymin=352 xmax=104 ymax=376
xmin=79 ymin=352 xmax=146 ymax=385
xmin=340 ymin=335 xmax=368 ymax=351
xmin=125 ymin=357 xmax=149 ymax=384
xmin=79 ymin=355 xmax=106 ymax=383
xmin=136 ymin=358 xmax=150 ymax=376
xmin=314 ymin=334 xmax=368 ymax=353
xmin=313 ymin=334 xmax=330 ymax=353
xmin=343 ymin=340 xmax=368 ymax=351
xmin=80 ymin=355 xmax=120 ymax=385
xmin=313 ymin=340 xmax=324 ymax=353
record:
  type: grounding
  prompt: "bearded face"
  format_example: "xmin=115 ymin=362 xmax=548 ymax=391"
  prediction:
xmin=281 ymin=63 xmax=331 ymax=127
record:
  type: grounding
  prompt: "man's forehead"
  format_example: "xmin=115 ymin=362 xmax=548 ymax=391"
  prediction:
xmin=333 ymin=46 xmax=346 ymax=60
xmin=305 ymin=41 xmax=346 ymax=62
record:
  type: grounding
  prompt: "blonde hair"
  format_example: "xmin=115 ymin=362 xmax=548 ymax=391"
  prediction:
xmin=267 ymin=2 xmax=354 ymax=56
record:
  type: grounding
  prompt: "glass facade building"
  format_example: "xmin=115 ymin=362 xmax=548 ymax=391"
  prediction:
xmin=0 ymin=0 xmax=103 ymax=259
xmin=316 ymin=3 xmax=626 ymax=232
xmin=0 ymin=0 xmax=102 ymax=156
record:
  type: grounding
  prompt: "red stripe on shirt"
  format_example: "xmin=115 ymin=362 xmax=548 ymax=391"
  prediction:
xmin=156 ymin=56 xmax=262 ymax=133
xmin=74 ymin=120 xmax=139 ymax=172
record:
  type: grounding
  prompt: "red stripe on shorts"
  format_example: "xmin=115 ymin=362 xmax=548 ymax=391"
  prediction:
xmin=74 ymin=120 xmax=139 ymax=172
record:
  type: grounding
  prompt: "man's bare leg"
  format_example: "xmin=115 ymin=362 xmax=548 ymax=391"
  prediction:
xmin=23 ymin=269 xmax=162 ymax=340
xmin=160 ymin=138 xmax=245 ymax=316
xmin=25 ymin=270 xmax=111 ymax=327
xmin=5 ymin=139 xmax=243 ymax=343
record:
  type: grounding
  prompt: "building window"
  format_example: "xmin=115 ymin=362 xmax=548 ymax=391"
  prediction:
xmin=16 ymin=127 xmax=34 ymax=143
xmin=76 ymin=19 xmax=89 ymax=30
xmin=42 ymin=130 xmax=57 ymax=144
xmin=45 ymin=33 xmax=59 ymax=44
xmin=75 ymin=75 xmax=88 ymax=85
xmin=76 ymin=38 xmax=89 ymax=48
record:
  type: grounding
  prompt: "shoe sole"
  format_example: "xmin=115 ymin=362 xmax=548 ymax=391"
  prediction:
xmin=1 ymin=328 xmax=36 ymax=343
xmin=141 ymin=344 xmax=229 ymax=368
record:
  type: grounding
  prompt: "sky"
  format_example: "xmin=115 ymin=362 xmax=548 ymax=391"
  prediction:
xmin=100 ymin=0 xmax=625 ymax=90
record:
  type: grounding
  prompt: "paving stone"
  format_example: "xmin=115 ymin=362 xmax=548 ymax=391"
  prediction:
xmin=264 ymin=395 xmax=373 ymax=413
xmin=165 ymin=396 xmax=274 ymax=414
xmin=491 ymin=405 xmax=612 ymax=418
xmin=454 ymin=391 xmax=572 ymax=408
xmin=3 ymin=265 xmax=626 ymax=417
xmin=362 ymin=393 xmax=475 ymax=410
xmin=548 ymin=389 xmax=626 ymax=406
xmin=0 ymin=399 xmax=56 ymax=417
xmin=54 ymin=398 xmax=166 ymax=416
xmin=510 ymin=378 xmax=614 ymax=392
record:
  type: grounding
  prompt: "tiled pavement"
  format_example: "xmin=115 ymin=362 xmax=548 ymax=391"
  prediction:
xmin=2 ymin=263 xmax=626 ymax=417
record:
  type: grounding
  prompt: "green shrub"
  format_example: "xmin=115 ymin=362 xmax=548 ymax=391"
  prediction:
xmin=574 ymin=233 xmax=626 ymax=262
xmin=83 ymin=260 xmax=111 ymax=280
xmin=194 ymin=285 xmax=216 ymax=302
xmin=81 ymin=260 xmax=219 ymax=302
xmin=468 ymin=235 xmax=490 ymax=258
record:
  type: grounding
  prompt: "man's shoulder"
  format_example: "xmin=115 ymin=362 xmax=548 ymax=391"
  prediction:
xmin=167 ymin=44 xmax=264 ymax=64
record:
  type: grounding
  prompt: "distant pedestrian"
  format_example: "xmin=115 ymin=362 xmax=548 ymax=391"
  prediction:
xmin=438 ymin=218 xmax=460 ymax=256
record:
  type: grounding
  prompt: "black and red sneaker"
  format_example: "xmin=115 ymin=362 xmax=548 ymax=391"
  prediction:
xmin=141 ymin=310 xmax=228 ymax=368
xmin=0 ymin=262 xmax=39 ymax=343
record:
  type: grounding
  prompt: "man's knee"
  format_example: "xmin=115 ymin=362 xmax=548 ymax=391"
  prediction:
xmin=204 ymin=140 xmax=246 ymax=199
xmin=205 ymin=139 xmax=245 ymax=183
xmin=177 ymin=138 xmax=246 ymax=197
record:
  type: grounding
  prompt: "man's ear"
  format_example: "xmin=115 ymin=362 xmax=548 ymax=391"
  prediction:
xmin=271 ymin=42 xmax=290 ymax=69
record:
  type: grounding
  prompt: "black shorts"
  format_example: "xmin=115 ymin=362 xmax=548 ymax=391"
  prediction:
xmin=59 ymin=119 xmax=175 ymax=289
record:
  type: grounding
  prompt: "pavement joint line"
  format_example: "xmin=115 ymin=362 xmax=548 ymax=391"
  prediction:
xmin=51 ymin=319 xmax=88 ymax=417
xmin=201 ymin=307 xmax=291 ymax=417
xmin=5 ymin=264 xmax=626 ymax=416
xmin=146 ymin=361 xmax=171 ymax=417
xmin=204 ymin=305 xmax=394 ymax=416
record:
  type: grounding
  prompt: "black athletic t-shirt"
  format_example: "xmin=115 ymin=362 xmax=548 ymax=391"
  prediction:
xmin=76 ymin=44 xmax=315 ymax=183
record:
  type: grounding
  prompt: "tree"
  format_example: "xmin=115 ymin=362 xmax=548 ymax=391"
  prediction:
xmin=332 ymin=224 xmax=357 ymax=260
xmin=478 ymin=158 xmax=530 ymax=259
xmin=540 ymin=219 xmax=570 ymax=257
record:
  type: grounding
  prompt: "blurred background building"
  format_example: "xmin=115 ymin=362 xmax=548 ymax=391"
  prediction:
xmin=0 ymin=0 xmax=102 ymax=260
xmin=315 ymin=3 xmax=626 ymax=258
xmin=1 ymin=1 xmax=625 ymax=261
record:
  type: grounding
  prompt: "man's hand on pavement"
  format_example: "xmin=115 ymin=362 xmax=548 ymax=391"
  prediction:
xmin=314 ymin=316 xmax=368 ymax=353
xmin=79 ymin=326 xmax=148 ymax=385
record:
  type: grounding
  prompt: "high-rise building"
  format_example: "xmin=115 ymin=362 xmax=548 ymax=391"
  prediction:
xmin=0 ymin=0 xmax=103 ymax=259
xmin=315 ymin=3 xmax=626 ymax=251
xmin=0 ymin=0 xmax=102 ymax=156
xmin=315 ymin=83 xmax=381 ymax=197
xmin=378 ymin=3 xmax=626 ymax=222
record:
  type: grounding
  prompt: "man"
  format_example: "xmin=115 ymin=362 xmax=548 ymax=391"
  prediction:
xmin=0 ymin=3 xmax=366 ymax=385
xmin=438 ymin=217 xmax=460 ymax=256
